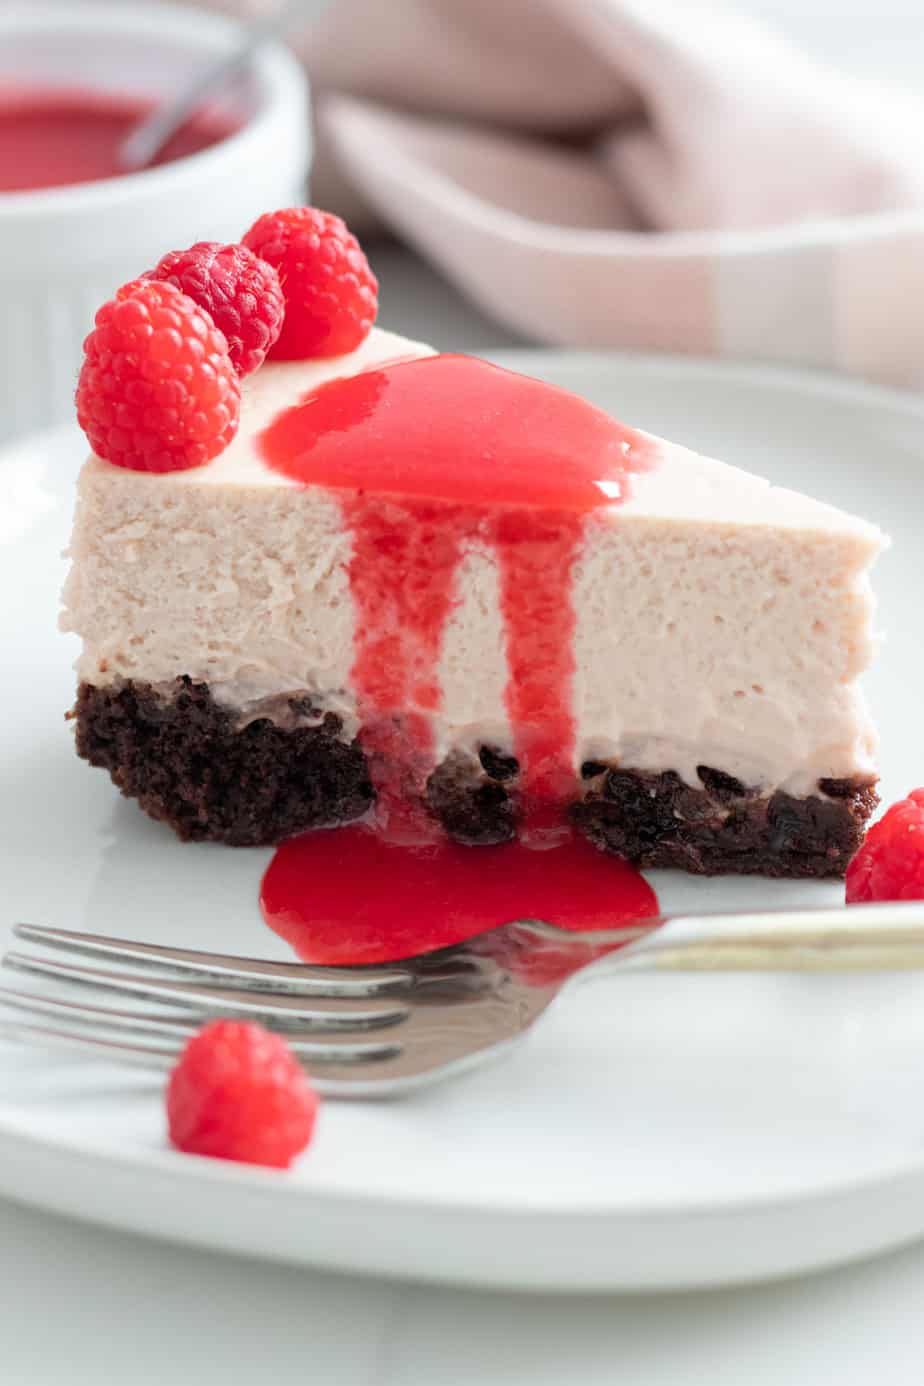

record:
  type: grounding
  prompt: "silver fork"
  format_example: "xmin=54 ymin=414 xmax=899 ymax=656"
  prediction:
xmin=3 ymin=903 xmax=924 ymax=1098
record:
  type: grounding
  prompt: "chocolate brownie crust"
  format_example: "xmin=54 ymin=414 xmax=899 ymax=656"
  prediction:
xmin=73 ymin=679 xmax=373 ymax=846
xmin=572 ymin=767 xmax=878 ymax=879
xmin=72 ymin=679 xmax=877 ymax=874
xmin=426 ymin=748 xmax=518 ymax=846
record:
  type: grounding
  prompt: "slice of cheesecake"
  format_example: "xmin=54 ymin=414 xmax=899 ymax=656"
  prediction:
xmin=62 ymin=326 xmax=883 ymax=876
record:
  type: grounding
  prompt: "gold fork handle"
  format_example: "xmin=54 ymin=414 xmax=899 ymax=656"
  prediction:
xmin=611 ymin=901 xmax=924 ymax=973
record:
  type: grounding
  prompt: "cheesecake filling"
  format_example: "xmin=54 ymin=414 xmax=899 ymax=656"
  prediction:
xmin=61 ymin=328 xmax=884 ymax=825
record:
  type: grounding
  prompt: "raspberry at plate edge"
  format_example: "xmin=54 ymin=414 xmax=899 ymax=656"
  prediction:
xmin=846 ymin=789 xmax=924 ymax=903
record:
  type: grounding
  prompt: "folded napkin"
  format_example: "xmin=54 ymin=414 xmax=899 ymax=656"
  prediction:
xmin=211 ymin=0 xmax=924 ymax=387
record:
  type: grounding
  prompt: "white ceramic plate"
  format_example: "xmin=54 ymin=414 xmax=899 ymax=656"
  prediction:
xmin=1 ymin=353 xmax=922 ymax=1293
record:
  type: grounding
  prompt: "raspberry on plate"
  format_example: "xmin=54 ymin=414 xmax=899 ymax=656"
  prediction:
xmin=846 ymin=789 xmax=924 ymax=903
xmin=167 ymin=1020 xmax=319 ymax=1169
xmin=148 ymin=241 xmax=284 ymax=376
xmin=242 ymin=205 xmax=378 ymax=359
xmin=76 ymin=278 xmax=240 ymax=473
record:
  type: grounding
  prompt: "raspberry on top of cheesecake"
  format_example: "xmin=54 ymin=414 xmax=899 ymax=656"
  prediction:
xmin=62 ymin=207 xmax=884 ymax=878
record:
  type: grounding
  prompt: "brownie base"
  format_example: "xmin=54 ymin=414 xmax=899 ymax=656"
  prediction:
xmin=73 ymin=679 xmax=373 ymax=846
xmin=72 ymin=679 xmax=877 ymax=874
xmin=572 ymin=767 xmax=878 ymax=879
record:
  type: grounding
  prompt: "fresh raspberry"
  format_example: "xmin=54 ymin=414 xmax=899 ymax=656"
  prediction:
xmin=242 ymin=206 xmax=378 ymax=359
xmin=76 ymin=279 xmax=240 ymax=473
xmin=167 ymin=1021 xmax=319 ymax=1169
xmin=147 ymin=241 xmax=284 ymax=376
xmin=846 ymin=789 xmax=924 ymax=903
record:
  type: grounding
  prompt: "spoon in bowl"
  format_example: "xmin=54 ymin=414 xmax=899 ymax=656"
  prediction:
xmin=118 ymin=0 xmax=306 ymax=173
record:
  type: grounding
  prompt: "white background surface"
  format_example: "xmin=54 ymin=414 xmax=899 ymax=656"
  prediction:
xmin=6 ymin=3 xmax=924 ymax=1383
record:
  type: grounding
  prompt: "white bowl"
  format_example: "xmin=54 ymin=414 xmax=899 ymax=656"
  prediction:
xmin=0 ymin=1 xmax=311 ymax=441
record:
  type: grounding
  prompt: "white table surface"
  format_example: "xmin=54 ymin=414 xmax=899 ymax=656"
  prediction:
xmin=8 ymin=4 xmax=924 ymax=1383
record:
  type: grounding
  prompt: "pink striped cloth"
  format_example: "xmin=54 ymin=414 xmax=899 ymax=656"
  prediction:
xmin=214 ymin=0 xmax=924 ymax=386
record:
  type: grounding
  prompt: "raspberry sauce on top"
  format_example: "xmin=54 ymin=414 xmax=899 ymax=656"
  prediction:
xmin=258 ymin=353 xmax=659 ymax=963
xmin=0 ymin=87 xmax=238 ymax=193
xmin=259 ymin=353 xmax=643 ymax=508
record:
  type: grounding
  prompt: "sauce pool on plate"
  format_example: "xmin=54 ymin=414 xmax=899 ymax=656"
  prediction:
xmin=261 ymin=826 xmax=659 ymax=966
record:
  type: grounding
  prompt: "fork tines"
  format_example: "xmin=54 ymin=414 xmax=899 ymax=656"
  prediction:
xmin=0 ymin=922 xmax=419 ymax=1090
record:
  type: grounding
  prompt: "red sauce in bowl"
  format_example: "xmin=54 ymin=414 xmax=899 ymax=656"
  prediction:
xmin=0 ymin=86 xmax=241 ymax=193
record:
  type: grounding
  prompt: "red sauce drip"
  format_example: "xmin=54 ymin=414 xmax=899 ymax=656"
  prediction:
xmin=261 ymin=826 xmax=659 ymax=966
xmin=492 ymin=507 xmax=584 ymax=843
xmin=342 ymin=492 xmax=464 ymax=841
xmin=258 ymin=354 xmax=659 ymax=961
xmin=0 ymin=86 xmax=239 ymax=193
